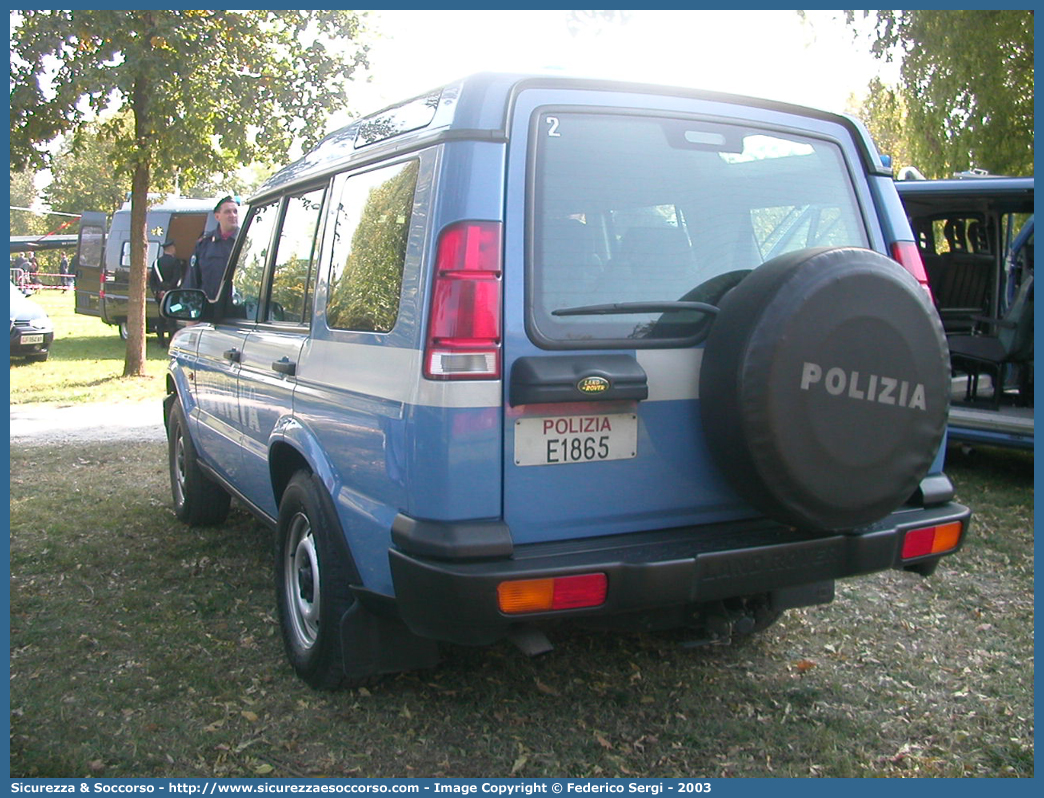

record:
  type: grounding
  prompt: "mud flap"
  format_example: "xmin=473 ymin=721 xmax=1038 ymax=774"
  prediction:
xmin=338 ymin=602 xmax=440 ymax=680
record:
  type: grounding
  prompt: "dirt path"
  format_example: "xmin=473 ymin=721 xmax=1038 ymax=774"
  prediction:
xmin=9 ymin=401 xmax=166 ymax=446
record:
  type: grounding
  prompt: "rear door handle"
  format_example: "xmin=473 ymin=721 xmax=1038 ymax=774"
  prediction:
xmin=509 ymin=354 xmax=648 ymax=406
xmin=272 ymin=357 xmax=296 ymax=376
xmin=223 ymin=348 xmax=241 ymax=363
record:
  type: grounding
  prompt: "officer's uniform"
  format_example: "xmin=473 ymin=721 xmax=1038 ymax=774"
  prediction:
xmin=151 ymin=240 xmax=187 ymax=346
xmin=185 ymin=229 xmax=236 ymax=300
xmin=150 ymin=253 xmax=185 ymax=294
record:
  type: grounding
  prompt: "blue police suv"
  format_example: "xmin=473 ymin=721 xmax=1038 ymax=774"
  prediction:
xmin=160 ymin=73 xmax=971 ymax=689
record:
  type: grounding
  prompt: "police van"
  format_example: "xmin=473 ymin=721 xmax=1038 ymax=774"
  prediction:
xmin=159 ymin=73 xmax=972 ymax=689
xmin=896 ymin=175 xmax=1034 ymax=450
xmin=74 ymin=197 xmax=214 ymax=339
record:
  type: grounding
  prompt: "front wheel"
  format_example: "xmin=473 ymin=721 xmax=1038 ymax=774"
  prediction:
xmin=167 ymin=399 xmax=231 ymax=526
xmin=276 ymin=472 xmax=356 ymax=690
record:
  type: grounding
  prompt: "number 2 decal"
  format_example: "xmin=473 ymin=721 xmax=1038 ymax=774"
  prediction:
xmin=546 ymin=116 xmax=561 ymax=137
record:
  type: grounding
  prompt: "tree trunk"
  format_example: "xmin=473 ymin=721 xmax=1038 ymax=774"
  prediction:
xmin=123 ymin=71 xmax=151 ymax=378
xmin=122 ymin=161 xmax=150 ymax=377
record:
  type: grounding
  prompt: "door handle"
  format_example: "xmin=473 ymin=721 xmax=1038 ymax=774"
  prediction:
xmin=224 ymin=348 xmax=241 ymax=363
xmin=272 ymin=357 xmax=296 ymax=376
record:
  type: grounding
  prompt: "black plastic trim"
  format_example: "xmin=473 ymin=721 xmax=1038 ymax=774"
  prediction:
xmin=391 ymin=514 xmax=514 ymax=560
xmin=388 ymin=502 xmax=971 ymax=645
xmin=510 ymin=354 xmax=648 ymax=406
xmin=914 ymin=473 xmax=956 ymax=506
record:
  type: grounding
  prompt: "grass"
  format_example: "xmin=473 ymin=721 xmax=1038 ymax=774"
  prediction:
xmin=9 ymin=288 xmax=169 ymax=405
xmin=9 ymin=439 xmax=1034 ymax=778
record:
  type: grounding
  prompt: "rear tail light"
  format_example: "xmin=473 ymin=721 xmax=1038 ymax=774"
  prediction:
xmin=901 ymin=521 xmax=964 ymax=561
xmin=891 ymin=241 xmax=934 ymax=301
xmin=497 ymin=573 xmax=608 ymax=614
xmin=424 ymin=221 xmax=502 ymax=380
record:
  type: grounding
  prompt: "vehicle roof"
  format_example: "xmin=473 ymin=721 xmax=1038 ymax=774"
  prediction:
xmin=896 ymin=176 xmax=1034 ymax=215
xmin=253 ymin=71 xmax=884 ymax=202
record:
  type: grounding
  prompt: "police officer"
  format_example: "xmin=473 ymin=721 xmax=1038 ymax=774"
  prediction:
xmin=184 ymin=195 xmax=240 ymax=299
xmin=151 ymin=239 xmax=186 ymax=346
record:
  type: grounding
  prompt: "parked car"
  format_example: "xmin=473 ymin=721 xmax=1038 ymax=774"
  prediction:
xmin=73 ymin=197 xmax=214 ymax=340
xmin=9 ymin=281 xmax=54 ymax=362
xmin=896 ymin=175 xmax=1033 ymax=450
xmin=161 ymin=72 xmax=971 ymax=689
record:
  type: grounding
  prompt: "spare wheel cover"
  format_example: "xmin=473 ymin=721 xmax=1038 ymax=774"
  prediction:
xmin=699 ymin=247 xmax=949 ymax=530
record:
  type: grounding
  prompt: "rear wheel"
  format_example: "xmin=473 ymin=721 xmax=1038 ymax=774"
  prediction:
xmin=276 ymin=471 xmax=356 ymax=690
xmin=167 ymin=399 xmax=231 ymax=526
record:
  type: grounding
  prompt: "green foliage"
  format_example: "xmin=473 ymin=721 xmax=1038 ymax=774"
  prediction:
xmin=9 ymin=171 xmax=51 ymax=237
xmin=10 ymin=10 xmax=371 ymax=376
xmin=852 ymin=78 xmax=915 ymax=175
xmin=11 ymin=10 xmax=371 ymax=178
xmin=851 ymin=10 xmax=1033 ymax=178
xmin=42 ymin=118 xmax=131 ymax=217
xmin=10 ymin=169 xmax=37 ymax=209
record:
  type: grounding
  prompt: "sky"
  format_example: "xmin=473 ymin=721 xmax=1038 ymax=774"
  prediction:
xmin=344 ymin=9 xmax=897 ymax=124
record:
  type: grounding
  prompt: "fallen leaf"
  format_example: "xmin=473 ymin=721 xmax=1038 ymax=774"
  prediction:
xmin=535 ymin=678 xmax=559 ymax=696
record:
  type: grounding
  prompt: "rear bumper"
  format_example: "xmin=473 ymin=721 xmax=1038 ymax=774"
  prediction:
xmin=388 ymin=502 xmax=971 ymax=645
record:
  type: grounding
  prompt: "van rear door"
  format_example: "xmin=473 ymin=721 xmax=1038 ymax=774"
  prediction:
xmin=73 ymin=211 xmax=107 ymax=317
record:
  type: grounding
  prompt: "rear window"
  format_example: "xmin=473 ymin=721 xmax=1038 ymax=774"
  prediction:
xmin=529 ymin=111 xmax=868 ymax=345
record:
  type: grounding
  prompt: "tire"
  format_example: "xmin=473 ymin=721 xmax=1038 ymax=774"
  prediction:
xmin=118 ymin=320 xmax=129 ymax=340
xmin=700 ymin=247 xmax=950 ymax=531
xmin=276 ymin=471 xmax=356 ymax=690
xmin=167 ymin=399 xmax=231 ymax=526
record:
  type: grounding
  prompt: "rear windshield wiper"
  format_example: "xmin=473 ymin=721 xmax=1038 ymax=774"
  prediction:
xmin=552 ymin=301 xmax=719 ymax=317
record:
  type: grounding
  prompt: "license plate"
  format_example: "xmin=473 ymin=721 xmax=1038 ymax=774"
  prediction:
xmin=514 ymin=413 xmax=637 ymax=466
xmin=20 ymin=334 xmax=44 ymax=345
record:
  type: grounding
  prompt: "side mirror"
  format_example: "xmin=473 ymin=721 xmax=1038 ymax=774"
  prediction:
xmin=161 ymin=288 xmax=209 ymax=321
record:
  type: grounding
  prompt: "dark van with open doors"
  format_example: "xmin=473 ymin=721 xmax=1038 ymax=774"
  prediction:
xmin=896 ymin=175 xmax=1033 ymax=450
xmin=159 ymin=73 xmax=972 ymax=689
xmin=74 ymin=197 xmax=214 ymax=339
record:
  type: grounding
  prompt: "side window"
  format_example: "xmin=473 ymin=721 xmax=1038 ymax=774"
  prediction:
xmin=267 ymin=188 xmax=326 ymax=324
xmin=326 ymin=160 xmax=419 ymax=332
xmin=230 ymin=202 xmax=279 ymax=321
xmin=121 ymin=241 xmax=159 ymax=269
